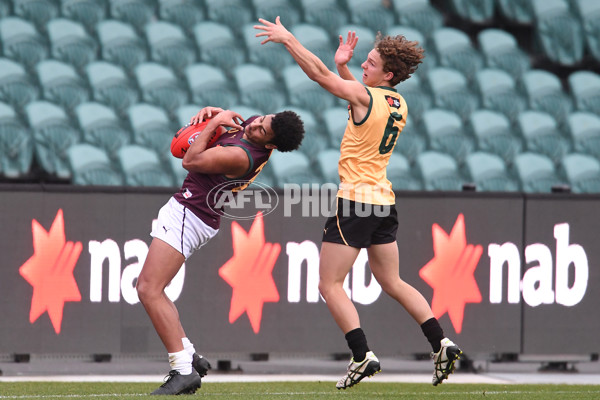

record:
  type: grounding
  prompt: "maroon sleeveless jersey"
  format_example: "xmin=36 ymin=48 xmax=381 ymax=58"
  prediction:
xmin=173 ymin=116 xmax=271 ymax=229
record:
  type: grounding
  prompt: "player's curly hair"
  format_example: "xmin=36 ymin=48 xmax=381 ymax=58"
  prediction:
xmin=374 ymin=32 xmax=425 ymax=86
xmin=270 ymin=110 xmax=305 ymax=152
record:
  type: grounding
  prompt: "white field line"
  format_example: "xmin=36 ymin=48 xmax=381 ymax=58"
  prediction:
xmin=1 ymin=390 xmax=600 ymax=399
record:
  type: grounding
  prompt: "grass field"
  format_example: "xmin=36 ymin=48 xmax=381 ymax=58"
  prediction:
xmin=1 ymin=381 xmax=599 ymax=400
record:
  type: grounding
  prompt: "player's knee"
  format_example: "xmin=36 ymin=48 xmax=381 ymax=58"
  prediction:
xmin=378 ymin=276 xmax=403 ymax=295
xmin=318 ymin=279 xmax=339 ymax=300
xmin=136 ymin=277 xmax=159 ymax=304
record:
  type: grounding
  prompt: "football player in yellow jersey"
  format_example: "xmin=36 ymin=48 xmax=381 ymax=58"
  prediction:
xmin=255 ymin=18 xmax=461 ymax=388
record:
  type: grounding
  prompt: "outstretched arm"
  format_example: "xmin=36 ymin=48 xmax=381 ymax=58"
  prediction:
xmin=254 ymin=17 xmax=369 ymax=107
xmin=335 ymin=31 xmax=359 ymax=81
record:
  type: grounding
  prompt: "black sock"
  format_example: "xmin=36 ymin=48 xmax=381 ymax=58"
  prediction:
xmin=420 ymin=317 xmax=445 ymax=353
xmin=345 ymin=328 xmax=370 ymax=362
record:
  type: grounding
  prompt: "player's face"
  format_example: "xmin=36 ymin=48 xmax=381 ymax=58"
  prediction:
xmin=361 ymin=49 xmax=391 ymax=87
xmin=244 ymin=114 xmax=276 ymax=148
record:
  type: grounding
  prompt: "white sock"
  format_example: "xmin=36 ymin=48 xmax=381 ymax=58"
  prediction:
xmin=168 ymin=349 xmax=192 ymax=375
xmin=182 ymin=337 xmax=196 ymax=357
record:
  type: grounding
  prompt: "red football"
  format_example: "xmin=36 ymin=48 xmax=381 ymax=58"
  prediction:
xmin=170 ymin=119 xmax=226 ymax=158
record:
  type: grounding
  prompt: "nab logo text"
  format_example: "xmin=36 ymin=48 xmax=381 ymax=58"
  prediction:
xmin=489 ymin=223 xmax=588 ymax=307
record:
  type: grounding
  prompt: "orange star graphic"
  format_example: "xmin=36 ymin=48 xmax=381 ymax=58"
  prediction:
xmin=19 ymin=209 xmax=82 ymax=334
xmin=419 ymin=214 xmax=482 ymax=334
xmin=219 ymin=212 xmax=280 ymax=334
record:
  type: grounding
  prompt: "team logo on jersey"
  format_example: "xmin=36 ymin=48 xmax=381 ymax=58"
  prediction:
xmin=385 ymin=95 xmax=401 ymax=109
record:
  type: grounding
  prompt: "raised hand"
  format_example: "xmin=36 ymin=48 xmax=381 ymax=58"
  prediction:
xmin=335 ymin=31 xmax=358 ymax=66
xmin=254 ymin=16 xmax=292 ymax=45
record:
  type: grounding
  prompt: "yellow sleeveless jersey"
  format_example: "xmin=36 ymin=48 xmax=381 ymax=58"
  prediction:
xmin=337 ymin=86 xmax=407 ymax=205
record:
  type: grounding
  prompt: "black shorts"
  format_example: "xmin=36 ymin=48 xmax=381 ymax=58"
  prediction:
xmin=322 ymin=198 xmax=398 ymax=248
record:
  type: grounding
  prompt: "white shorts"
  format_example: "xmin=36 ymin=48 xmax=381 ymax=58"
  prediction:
xmin=151 ymin=197 xmax=219 ymax=259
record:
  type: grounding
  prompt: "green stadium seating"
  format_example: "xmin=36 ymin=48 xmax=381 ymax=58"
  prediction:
xmin=568 ymin=71 xmax=600 ymax=115
xmin=446 ymin=0 xmax=496 ymax=23
xmin=426 ymin=67 xmax=479 ymax=121
xmin=0 ymin=17 xmax=48 ymax=69
xmin=35 ymin=59 xmax=90 ymax=111
xmin=572 ymin=0 xmax=600 ymax=62
xmin=520 ymin=69 xmax=573 ymax=127
xmin=243 ymin=23 xmax=292 ymax=76
xmin=422 ymin=108 xmax=474 ymax=165
xmin=299 ymin=0 xmax=348 ymax=36
xmin=47 ymin=18 xmax=98 ymax=70
xmin=252 ymin=0 xmax=301 ymax=28
xmin=97 ymin=19 xmax=147 ymax=71
xmin=61 ymin=0 xmax=107 ymax=30
xmin=396 ymin=74 xmax=432 ymax=123
xmin=387 ymin=152 xmax=422 ymax=190
xmin=26 ymin=100 xmax=80 ymax=180
xmin=14 ymin=0 xmax=59 ymax=31
xmin=194 ymin=21 xmax=246 ymax=70
xmin=282 ymin=65 xmax=337 ymax=115
xmin=185 ymin=63 xmax=238 ymax=110
xmin=468 ymin=110 xmax=522 ymax=165
xmin=0 ymin=58 xmax=39 ymax=109
xmin=477 ymin=29 xmax=531 ymax=78
xmin=432 ymin=27 xmax=484 ymax=82
xmin=67 ymin=143 xmax=124 ymax=186
xmin=392 ymin=0 xmax=444 ymax=38
xmin=85 ymin=61 xmax=140 ymax=115
xmin=463 ymin=151 xmax=519 ymax=192
xmin=268 ymin=150 xmax=322 ymax=187
xmin=134 ymin=62 xmax=189 ymax=114
xmin=511 ymin=152 xmax=564 ymax=193
xmin=75 ymin=102 xmax=131 ymax=161
xmin=317 ymin=149 xmax=341 ymax=185
xmin=497 ymin=0 xmax=534 ymax=24
xmin=566 ymin=112 xmax=600 ymax=159
xmin=475 ymin=68 xmax=526 ymax=124
xmin=323 ymin=106 xmax=349 ymax=147
xmin=517 ymin=111 xmax=570 ymax=164
xmin=117 ymin=144 xmax=175 ymax=187
xmin=157 ymin=0 xmax=205 ymax=34
xmin=229 ymin=105 xmax=264 ymax=121
xmin=127 ymin=103 xmax=173 ymax=161
xmin=532 ymin=0 xmax=584 ymax=66
xmin=345 ymin=0 xmax=395 ymax=35
xmin=145 ymin=21 xmax=197 ymax=75
xmin=108 ymin=0 xmax=156 ymax=32
xmin=233 ymin=64 xmax=286 ymax=114
xmin=415 ymin=151 xmax=464 ymax=191
xmin=0 ymin=0 xmax=11 ymax=18
xmin=395 ymin=115 xmax=426 ymax=165
xmin=205 ymin=0 xmax=253 ymax=35
xmin=559 ymin=153 xmax=600 ymax=193
xmin=0 ymin=102 xmax=33 ymax=179
xmin=291 ymin=24 xmax=334 ymax=69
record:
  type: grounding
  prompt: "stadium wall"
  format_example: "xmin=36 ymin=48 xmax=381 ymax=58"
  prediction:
xmin=0 ymin=184 xmax=598 ymax=359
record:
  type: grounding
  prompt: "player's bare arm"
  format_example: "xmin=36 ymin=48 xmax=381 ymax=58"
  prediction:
xmin=182 ymin=110 xmax=249 ymax=177
xmin=254 ymin=17 xmax=369 ymax=108
xmin=335 ymin=31 xmax=358 ymax=81
xmin=189 ymin=106 xmax=225 ymax=125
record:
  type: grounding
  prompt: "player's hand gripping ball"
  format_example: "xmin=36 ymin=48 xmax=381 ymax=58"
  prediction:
xmin=170 ymin=119 xmax=226 ymax=158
